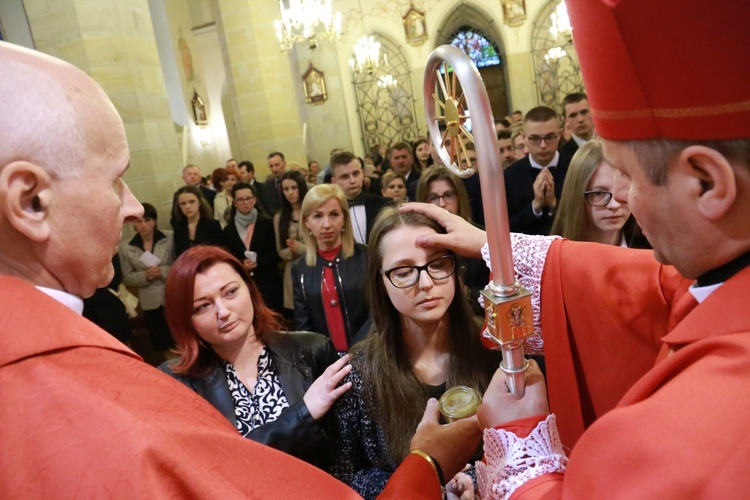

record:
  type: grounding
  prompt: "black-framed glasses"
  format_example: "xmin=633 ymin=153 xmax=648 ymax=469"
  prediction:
xmin=381 ymin=255 xmax=456 ymax=289
xmin=425 ymin=191 xmax=457 ymax=204
xmin=584 ymin=190 xmax=613 ymax=206
xmin=235 ymin=196 xmax=255 ymax=203
xmin=526 ymin=133 xmax=559 ymax=145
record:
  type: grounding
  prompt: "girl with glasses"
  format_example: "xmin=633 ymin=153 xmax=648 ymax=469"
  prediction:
xmin=328 ymin=206 xmax=500 ymax=499
xmin=416 ymin=166 xmax=490 ymax=317
xmin=551 ymin=141 xmax=649 ymax=248
xmin=223 ymin=182 xmax=284 ymax=314
xmin=416 ymin=166 xmax=473 ymax=221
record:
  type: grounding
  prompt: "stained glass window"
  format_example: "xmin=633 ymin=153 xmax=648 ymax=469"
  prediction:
xmin=450 ymin=29 xmax=500 ymax=68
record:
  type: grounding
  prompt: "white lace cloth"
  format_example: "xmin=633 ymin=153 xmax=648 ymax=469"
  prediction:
xmin=479 ymin=234 xmax=559 ymax=355
xmin=476 ymin=414 xmax=568 ymax=499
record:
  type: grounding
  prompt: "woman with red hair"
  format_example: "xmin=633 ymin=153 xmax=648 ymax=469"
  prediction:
xmin=159 ymin=245 xmax=352 ymax=465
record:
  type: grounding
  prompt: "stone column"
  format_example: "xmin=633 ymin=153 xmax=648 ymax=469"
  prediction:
xmin=213 ymin=0 xmax=306 ymax=178
xmin=23 ymin=0 xmax=183 ymax=225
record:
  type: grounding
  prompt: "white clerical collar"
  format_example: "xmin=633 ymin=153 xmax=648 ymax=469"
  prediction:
xmin=36 ymin=286 xmax=84 ymax=315
xmin=529 ymin=151 xmax=560 ymax=170
xmin=688 ymin=281 xmax=722 ymax=304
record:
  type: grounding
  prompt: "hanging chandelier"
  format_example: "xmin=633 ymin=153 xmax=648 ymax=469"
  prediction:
xmin=274 ymin=0 xmax=343 ymax=51
xmin=549 ymin=1 xmax=572 ymax=42
xmin=377 ymin=74 xmax=398 ymax=88
xmin=349 ymin=35 xmax=388 ymax=75
xmin=544 ymin=46 xmax=567 ymax=62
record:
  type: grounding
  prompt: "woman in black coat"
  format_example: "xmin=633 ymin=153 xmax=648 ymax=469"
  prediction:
xmin=159 ymin=246 xmax=351 ymax=466
xmin=223 ymin=182 xmax=284 ymax=314
xmin=291 ymin=184 xmax=371 ymax=352
xmin=172 ymin=185 xmax=223 ymax=258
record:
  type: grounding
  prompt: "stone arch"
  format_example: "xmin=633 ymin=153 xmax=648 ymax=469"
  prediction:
xmin=433 ymin=3 xmax=510 ymax=119
xmin=351 ymin=33 xmax=419 ymax=154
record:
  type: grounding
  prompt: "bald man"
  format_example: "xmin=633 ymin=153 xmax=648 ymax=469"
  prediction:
xmin=0 ymin=42 xmax=479 ymax=497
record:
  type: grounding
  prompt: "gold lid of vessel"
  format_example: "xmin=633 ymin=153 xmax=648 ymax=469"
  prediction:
xmin=438 ymin=386 xmax=482 ymax=423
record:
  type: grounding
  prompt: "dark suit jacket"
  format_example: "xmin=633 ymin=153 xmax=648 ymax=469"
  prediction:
xmin=503 ymin=153 xmax=571 ymax=235
xmin=462 ymin=174 xmax=485 ymax=226
xmin=223 ymin=215 xmax=284 ymax=313
xmin=261 ymin=177 xmax=282 ymax=215
xmin=405 ymin=169 xmax=422 ymax=200
xmin=349 ymin=192 xmax=388 ymax=245
xmin=173 ymin=218 xmax=224 ymax=257
xmin=559 ymin=138 xmax=580 ymax=158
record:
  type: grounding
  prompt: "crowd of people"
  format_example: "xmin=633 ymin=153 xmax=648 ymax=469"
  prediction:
xmin=79 ymin=80 xmax=655 ymax=499
xmin=79 ymin=90 xmax=651 ymax=497
xmin=3 ymin=0 xmax=749 ymax=496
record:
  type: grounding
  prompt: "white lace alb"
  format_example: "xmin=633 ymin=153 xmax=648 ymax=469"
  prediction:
xmin=479 ymin=234 xmax=558 ymax=355
xmin=476 ymin=414 xmax=568 ymax=499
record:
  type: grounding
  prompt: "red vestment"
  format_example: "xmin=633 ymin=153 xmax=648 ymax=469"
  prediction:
xmin=511 ymin=240 xmax=750 ymax=498
xmin=0 ymin=277 xmax=438 ymax=499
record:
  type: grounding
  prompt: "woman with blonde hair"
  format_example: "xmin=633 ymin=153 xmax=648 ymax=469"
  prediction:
xmin=551 ymin=141 xmax=648 ymax=247
xmin=291 ymin=184 xmax=370 ymax=352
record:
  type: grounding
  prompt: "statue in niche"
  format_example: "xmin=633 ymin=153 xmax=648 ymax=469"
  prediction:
xmin=302 ymin=64 xmax=327 ymax=105
xmin=178 ymin=28 xmax=194 ymax=82
xmin=403 ymin=6 xmax=428 ymax=46
xmin=502 ymin=0 xmax=528 ymax=27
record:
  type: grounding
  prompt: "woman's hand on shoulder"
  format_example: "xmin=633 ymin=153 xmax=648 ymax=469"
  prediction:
xmin=303 ymin=353 xmax=353 ymax=420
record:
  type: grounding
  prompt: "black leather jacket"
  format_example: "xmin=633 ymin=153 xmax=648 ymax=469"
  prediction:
xmin=291 ymin=244 xmax=372 ymax=350
xmin=158 ymin=332 xmax=338 ymax=465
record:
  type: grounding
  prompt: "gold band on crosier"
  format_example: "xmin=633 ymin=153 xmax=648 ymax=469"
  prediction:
xmin=409 ymin=449 xmax=445 ymax=486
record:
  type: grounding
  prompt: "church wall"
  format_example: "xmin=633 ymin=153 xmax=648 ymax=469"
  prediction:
xmin=10 ymin=0 xmax=559 ymax=214
xmin=22 ymin=0 xmax=184 ymax=232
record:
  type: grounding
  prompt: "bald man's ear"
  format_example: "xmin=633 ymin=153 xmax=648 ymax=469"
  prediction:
xmin=0 ymin=162 xmax=53 ymax=242
xmin=676 ymin=145 xmax=737 ymax=221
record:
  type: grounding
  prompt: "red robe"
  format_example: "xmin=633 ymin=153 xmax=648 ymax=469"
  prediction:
xmin=509 ymin=240 xmax=750 ymax=498
xmin=0 ymin=277 xmax=439 ymax=499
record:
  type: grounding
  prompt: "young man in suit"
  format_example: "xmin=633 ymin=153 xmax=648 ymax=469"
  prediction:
xmin=503 ymin=106 xmax=572 ymax=235
xmin=261 ymin=151 xmax=287 ymax=215
xmin=559 ymin=92 xmax=596 ymax=157
xmin=331 ymin=151 xmax=387 ymax=245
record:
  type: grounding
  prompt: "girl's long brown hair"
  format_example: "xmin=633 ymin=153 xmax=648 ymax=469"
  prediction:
xmin=353 ymin=206 xmax=499 ymax=463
